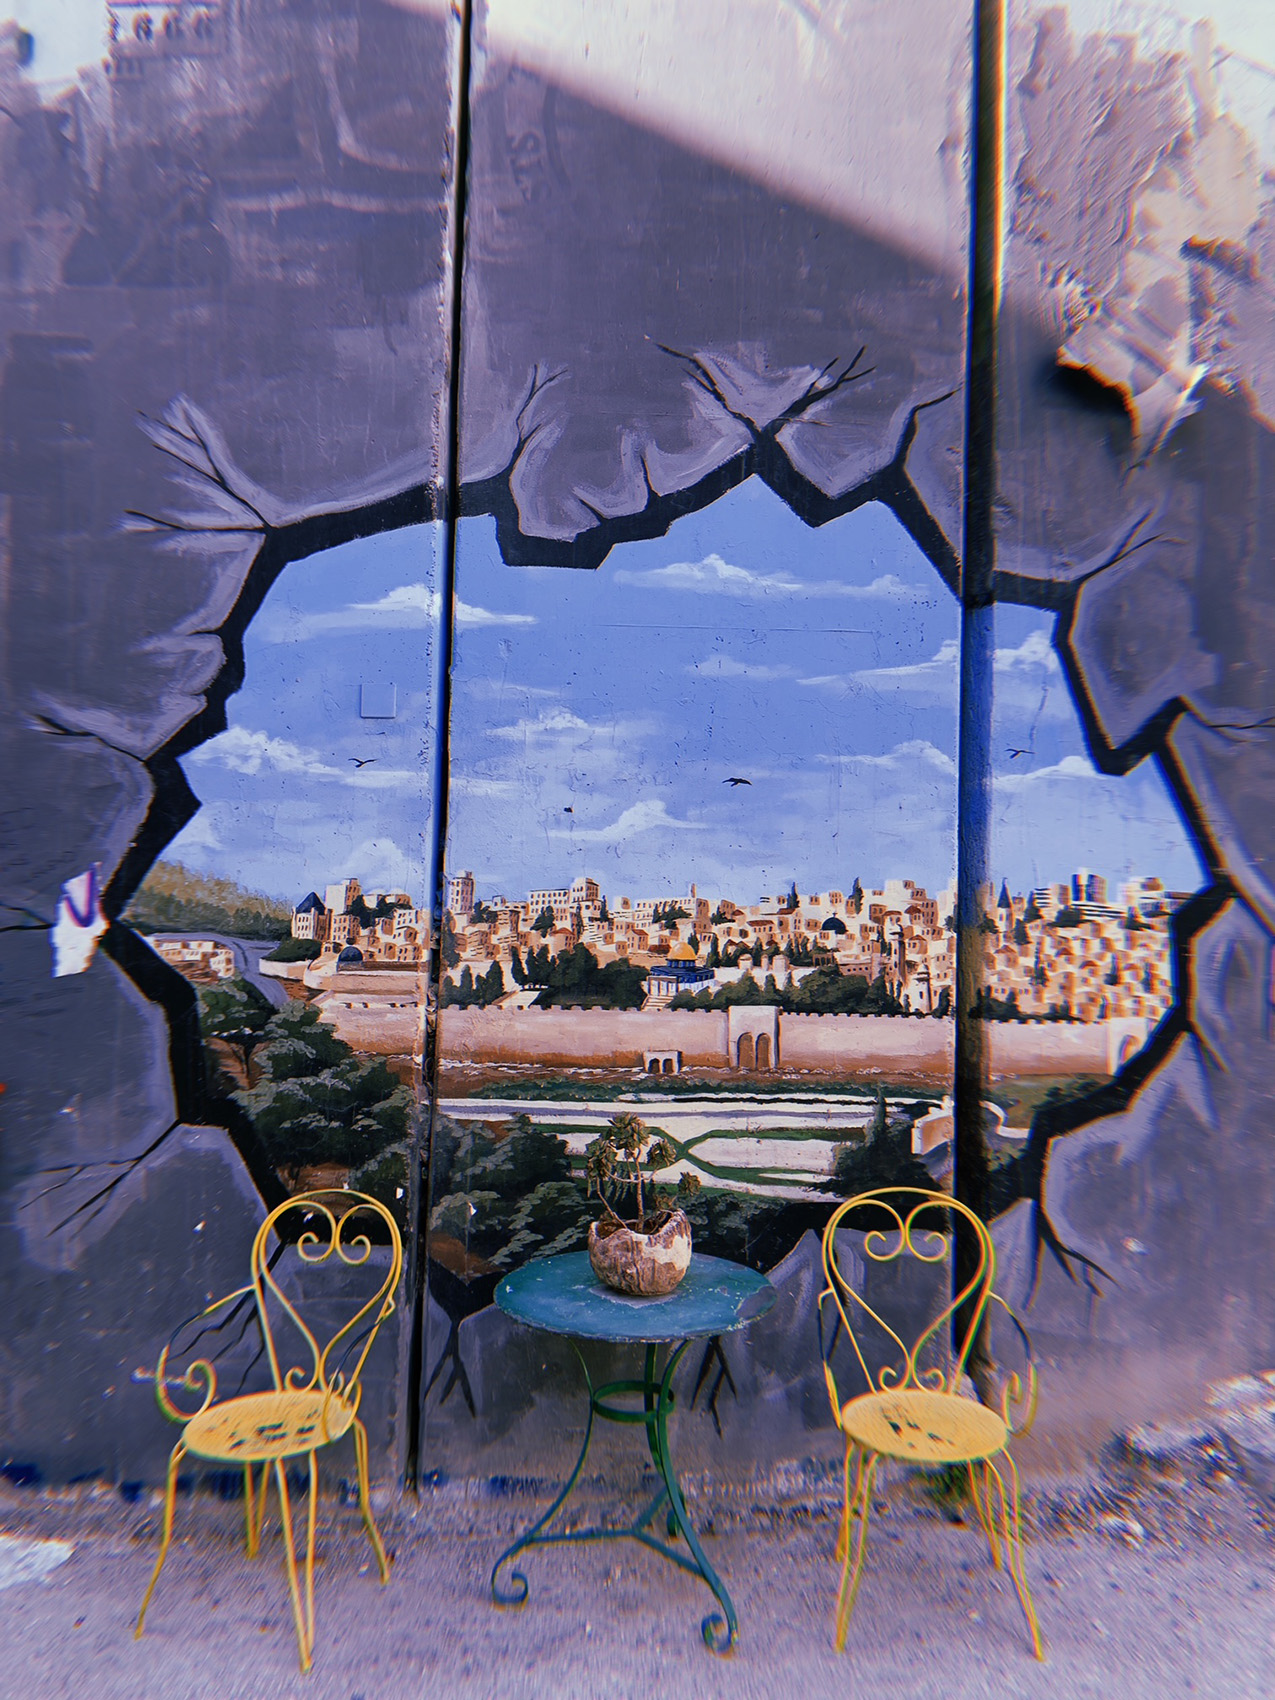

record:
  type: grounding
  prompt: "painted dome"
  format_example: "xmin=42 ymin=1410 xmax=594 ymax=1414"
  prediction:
xmin=336 ymin=945 xmax=365 ymax=967
xmin=668 ymin=941 xmax=697 ymax=961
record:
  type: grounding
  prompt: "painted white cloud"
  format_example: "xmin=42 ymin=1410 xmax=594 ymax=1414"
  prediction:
xmin=343 ymin=836 xmax=419 ymax=893
xmin=993 ymin=753 xmax=1101 ymax=792
xmin=486 ymin=708 xmax=648 ymax=747
xmin=820 ymin=738 xmax=957 ymax=775
xmin=462 ymin=677 xmax=559 ymax=700
xmin=992 ymin=756 xmax=1203 ymax=890
xmin=163 ymin=795 xmax=429 ymax=904
xmin=550 ymin=799 xmax=709 ymax=843
xmin=187 ymin=726 xmax=419 ymax=788
xmin=187 ymin=726 xmax=336 ymax=777
xmin=802 ymin=637 xmax=960 ymax=693
xmin=614 ymin=551 xmax=913 ymax=601
xmin=260 ymin=584 xmax=535 ymax=640
xmin=803 ymin=629 xmax=1064 ymax=706
xmin=686 ymin=655 xmax=794 ymax=680
xmin=487 ymin=708 xmax=595 ymax=742
xmin=165 ymin=807 xmax=222 ymax=854
xmin=994 ymin=629 xmax=1057 ymax=673
xmin=448 ymin=775 xmax=520 ymax=798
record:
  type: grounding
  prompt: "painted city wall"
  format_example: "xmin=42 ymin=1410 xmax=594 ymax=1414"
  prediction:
xmin=436 ymin=1006 xmax=1138 ymax=1078
xmin=1 ymin=0 xmax=1273 ymax=1497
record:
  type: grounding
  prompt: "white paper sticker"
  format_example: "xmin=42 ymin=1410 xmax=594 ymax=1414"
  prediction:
xmin=52 ymin=864 xmax=107 ymax=977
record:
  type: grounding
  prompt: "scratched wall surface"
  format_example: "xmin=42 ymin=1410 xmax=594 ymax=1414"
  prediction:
xmin=1 ymin=0 xmax=1274 ymax=1491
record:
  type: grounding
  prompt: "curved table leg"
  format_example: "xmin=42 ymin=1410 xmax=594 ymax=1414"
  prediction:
xmin=489 ymin=1338 xmax=739 ymax=1654
xmin=645 ymin=1342 xmax=738 ymax=1653
xmin=491 ymin=1344 xmax=597 ymax=1609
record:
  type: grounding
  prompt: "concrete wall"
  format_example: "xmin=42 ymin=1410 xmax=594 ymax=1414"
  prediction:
xmin=5 ymin=0 xmax=1275 ymax=1493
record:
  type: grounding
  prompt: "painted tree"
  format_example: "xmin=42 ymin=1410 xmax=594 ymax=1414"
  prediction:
xmin=197 ymin=977 xmax=275 ymax=1084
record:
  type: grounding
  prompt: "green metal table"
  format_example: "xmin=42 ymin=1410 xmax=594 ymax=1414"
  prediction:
xmin=491 ymin=1249 xmax=777 ymax=1653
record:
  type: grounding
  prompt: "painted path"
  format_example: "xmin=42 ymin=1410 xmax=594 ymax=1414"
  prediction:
xmin=438 ymin=1095 xmax=928 ymax=1201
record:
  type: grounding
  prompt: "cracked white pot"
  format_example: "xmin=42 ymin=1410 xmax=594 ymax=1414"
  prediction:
xmin=588 ymin=1208 xmax=692 ymax=1297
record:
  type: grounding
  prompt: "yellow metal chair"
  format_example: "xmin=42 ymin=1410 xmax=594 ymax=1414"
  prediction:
xmin=819 ymin=1187 xmax=1043 ymax=1659
xmin=135 ymin=1190 xmax=403 ymax=1673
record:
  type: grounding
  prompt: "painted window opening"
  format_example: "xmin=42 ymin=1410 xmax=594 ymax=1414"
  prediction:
xmin=116 ymin=471 xmax=1203 ymax=1310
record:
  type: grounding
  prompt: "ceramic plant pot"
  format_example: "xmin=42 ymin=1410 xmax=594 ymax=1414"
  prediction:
xmin=588 ymin=1209 xmax=692 ymax=1297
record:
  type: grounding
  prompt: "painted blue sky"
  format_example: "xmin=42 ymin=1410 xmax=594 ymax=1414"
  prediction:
xmin=166 ymin=524 xmax=444 ymax=902
xmin=164 ymin=479 xmax=1202 ymax=907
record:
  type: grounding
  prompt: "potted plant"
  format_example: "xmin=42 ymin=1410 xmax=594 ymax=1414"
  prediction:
xmin=585 ymin=1112 xmax=701 ymax=1296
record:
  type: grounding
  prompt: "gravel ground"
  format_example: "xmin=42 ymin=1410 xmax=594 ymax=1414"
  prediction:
xmin=2 ymin=1451 xmax=1272 ymax=1700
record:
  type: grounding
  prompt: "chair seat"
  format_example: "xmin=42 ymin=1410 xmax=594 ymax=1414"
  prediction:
xmin=839 ymin=1388 xmax=1007 ymax=1464
xmin=182 ymin=1389 xmax=357 ymax=1463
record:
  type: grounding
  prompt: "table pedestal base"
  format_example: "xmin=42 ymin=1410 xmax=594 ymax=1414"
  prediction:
xmin=490 ymin=1340 xmax=736 ymax=1653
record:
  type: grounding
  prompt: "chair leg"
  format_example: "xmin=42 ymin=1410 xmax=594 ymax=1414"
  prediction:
xmin=274 ymin=1460 xmax=314 ymax=1674
xmin=834 ymin=1438 xmax=858 ymax=1564
xmin=352 ymin=1417 xmax=391 ymax=1584
xmin=135 ymin=1442 xmax=185 ymax=1639
xmin=985 ymin=1454 xmax=1044 ymax=1661
xmin=304 ymin=1451 xmax=318 ymax=1656
xmin=833 ymin=1449 xmax=878 ymax=1654
xmin=968 ymin=1461 xmax=1002 ymax=1570
xmin=254 ymin=1459 xmax=271 ymax=1552
xmin=244 ymin=1465 xmax=264 ymax=1558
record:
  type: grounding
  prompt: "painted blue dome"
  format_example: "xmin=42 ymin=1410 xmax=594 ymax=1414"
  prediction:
xmin=336 ymin=945 xmax=364 ymax=967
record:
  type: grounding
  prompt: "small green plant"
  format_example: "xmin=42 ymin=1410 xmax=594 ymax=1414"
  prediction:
xmin=919 ymin=1463 xmax=971 ymax=1516
xmin=585 ymin=1111 xmax=699 ymax=1224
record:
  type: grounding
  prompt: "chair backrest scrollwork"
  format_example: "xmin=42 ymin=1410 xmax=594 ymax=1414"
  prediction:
xmin=150 ymin=1190 xmax=403 ymax=1424
xmin=251 ymin=1191 xmax=404 ymax=1406
xmin=819 ymin=1187 xmax=1036 ymax=1433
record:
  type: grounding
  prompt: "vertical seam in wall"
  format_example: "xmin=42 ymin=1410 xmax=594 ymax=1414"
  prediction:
xmin=955 ymin=0 xmax=1006 ymax=1263
xmin=404 ymin=0 xmax=476 ymax=1493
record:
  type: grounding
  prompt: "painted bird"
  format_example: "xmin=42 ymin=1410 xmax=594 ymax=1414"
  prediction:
xmin=723 ymin=776 xmax=752 ymax=787
xmin=349 ymin=757 xmax=377 ymax=769
xmin=563 ymin=806 xmax=573 ymax=814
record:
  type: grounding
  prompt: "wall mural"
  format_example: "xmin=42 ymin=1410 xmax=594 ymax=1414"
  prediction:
xmin=1 ymin=0 xmax=1273 ymax=1483
xmin=122 ymin=481 xmax=1199 ymax=1451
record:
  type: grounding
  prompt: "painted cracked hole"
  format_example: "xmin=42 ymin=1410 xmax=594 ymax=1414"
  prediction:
xmin=118 ymin=443 xmax=1206 ymax=1376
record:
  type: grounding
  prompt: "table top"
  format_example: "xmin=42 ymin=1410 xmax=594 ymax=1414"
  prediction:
xmin=495 ymin=1251 xmax=777 ymax=1343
